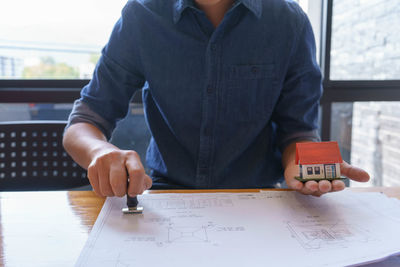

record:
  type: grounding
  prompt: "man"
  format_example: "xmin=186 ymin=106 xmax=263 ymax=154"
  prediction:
xmin=63 ymin=0 xmax=369 ymax=198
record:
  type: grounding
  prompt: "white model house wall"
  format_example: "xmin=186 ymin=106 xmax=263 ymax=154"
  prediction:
xmin=301 ymin=163 xmax=341 ymax=179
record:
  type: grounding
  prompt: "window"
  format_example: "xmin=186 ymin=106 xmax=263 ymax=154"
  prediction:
xmin=322 ymin=0 xmax=400 ymax=187
xmin=314 ymin=166 xmax=321 ymax=175
xmin=0 ymin=103 xmax=72 ymax=122
xmin=2 ymin=0 xmax=399 ymax=188
xmin=330 ymin=0 xmax=400 ymax=80
xmin=0 ymin=0 xmax=127 ymax=79
xmin=307 ymin=167 xmax=314 ymax=175
xmin=330 ymin=102 xmax=400 ymax=187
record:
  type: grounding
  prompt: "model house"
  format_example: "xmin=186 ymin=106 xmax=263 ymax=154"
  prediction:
xmin=296 ymin=141 xmax=343 ymax=181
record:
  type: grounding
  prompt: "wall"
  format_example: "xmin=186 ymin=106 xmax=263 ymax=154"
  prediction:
xmin=331 ymin=0 xmax=400 ymax=80
xmin=330 ymin=0 xmax=400 ymax=187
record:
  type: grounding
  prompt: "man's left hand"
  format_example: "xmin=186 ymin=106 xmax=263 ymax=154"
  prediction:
xmin=284 ymin=161 xmax=370 ymax=197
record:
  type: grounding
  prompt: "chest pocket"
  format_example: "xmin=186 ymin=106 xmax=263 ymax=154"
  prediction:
xmin=221 ymin=63 xmax=278 ymax=122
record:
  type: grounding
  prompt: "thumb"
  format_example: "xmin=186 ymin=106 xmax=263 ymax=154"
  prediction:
xmin=125 ymin=154 xmax=146 ymax=196
xmin=143 ymin=175 xmax=153 ymax=191
xmin=340 ymin=161 xmax=370 ymax=182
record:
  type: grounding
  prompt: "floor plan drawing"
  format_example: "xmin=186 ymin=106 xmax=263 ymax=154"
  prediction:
xmin=140 ymin=196 xmax=234 ymax=210
xmin=167 ymin=225 xmax=209 ymax=243
xmin=114 ymin=254 xmax=131 ymax=267
xmin=287 ymin=220 xmax=374 ymax=250
xmin=76 ymin=191 xmax=400 ymax=267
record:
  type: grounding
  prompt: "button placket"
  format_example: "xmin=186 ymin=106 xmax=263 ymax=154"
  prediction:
xmin=195 ymin=41 xmax=219 ymax=188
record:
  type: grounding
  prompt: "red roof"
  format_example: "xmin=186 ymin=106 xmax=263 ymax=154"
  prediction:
xmin=295 ymin=141 xmax=342 ymax=165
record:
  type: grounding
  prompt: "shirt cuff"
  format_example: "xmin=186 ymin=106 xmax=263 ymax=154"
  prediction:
xmin=65 ymin=100 xmax=114 ymax=140
xmin=279 ymin=129 xmax=321 ymax=152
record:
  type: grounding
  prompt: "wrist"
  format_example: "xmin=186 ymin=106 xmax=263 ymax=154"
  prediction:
xmin=88 ymin=142 xmax=119 ymax=162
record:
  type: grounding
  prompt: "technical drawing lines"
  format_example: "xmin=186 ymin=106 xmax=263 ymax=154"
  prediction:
xmin=140 ymin=196 xmax=234 ymax=210
xmin=114 ymin=253 xmax=131 ymax=267
xmin=167 ymin=225 xmax=209 ymax=243
xmin=287 ymin=220 xmax=375 ymax=250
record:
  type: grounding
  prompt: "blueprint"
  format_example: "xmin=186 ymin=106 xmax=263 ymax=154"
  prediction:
xmin=76 ymin=190 xmax=400 ymax=267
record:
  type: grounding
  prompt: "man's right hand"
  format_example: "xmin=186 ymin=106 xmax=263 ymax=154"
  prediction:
xmin=63 ymin=122 xmax=152 ymax=197
xmin=87 ymin=149 xmax=152 ymax=197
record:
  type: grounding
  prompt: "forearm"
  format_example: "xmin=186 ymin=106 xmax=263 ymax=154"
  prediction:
xmin=63 ymin=122 xmax=119 ymax=169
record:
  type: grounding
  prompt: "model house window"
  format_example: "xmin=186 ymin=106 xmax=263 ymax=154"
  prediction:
xmin=314 ymin=166 xmax=321 ymax=175
xmin=307 ymin=167 xmax=313 ymax=175
xmin=325 ymin=164 xmax=336 ymax=179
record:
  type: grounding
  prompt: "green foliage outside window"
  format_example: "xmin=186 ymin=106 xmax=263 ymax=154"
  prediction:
xmin=22 ymin=57 xmax=79 ymax=79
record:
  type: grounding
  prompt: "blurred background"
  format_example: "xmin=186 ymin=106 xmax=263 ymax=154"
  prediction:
xmin=1 ymin=0 xmax=399 ymax=187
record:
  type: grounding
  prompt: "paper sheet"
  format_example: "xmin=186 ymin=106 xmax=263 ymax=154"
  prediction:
xmin=76 ymin=190 xmax=400 ymax=267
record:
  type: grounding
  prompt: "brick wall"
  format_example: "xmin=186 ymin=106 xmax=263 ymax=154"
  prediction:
xmin=331 ymin=0 xmax=400 ymax=186
xmin=331 ymin=0 xmax=400 ymax=80
xmin=350 ymin=102 xmax=400 ymax=187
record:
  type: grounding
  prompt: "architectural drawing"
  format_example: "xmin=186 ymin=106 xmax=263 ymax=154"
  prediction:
xmin=167 ymin=225 xmax=209 ymax=243
xmin=114 ymin=255 xmax=131 ymax=267
xmin=76 ymin=192 xmax=400 ymax=267
xmin=287 ymin=220 xmax=374 ymax=250
xmin=140 ymin=196 xmax=233 ymax=210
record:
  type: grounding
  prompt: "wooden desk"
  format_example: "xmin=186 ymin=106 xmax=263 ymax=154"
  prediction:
xmin=0 ymin=188 xmax=399 ymax=267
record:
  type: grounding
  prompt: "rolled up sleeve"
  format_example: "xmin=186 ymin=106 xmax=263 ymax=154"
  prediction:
xmin=75 ymin=2 xmax=146 ymax=134
xmin=66 ymin=100 xmax=114 ymax=139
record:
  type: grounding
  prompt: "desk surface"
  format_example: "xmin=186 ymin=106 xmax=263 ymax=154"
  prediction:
xmin=0 ymin=187 xmax=399 ymax=267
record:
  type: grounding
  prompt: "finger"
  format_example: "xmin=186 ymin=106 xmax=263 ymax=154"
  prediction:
xmin=109 ymin=162 xmax=128 ymax=197
xmin=127 ymin=167 xmax=145 ymax=196
xmin=125 ymin=152 xmax=146 ymax=196
xmin=97 ymin=159 xmax=114 ymax=197
xmin=305 ymin=181 xmax=318 ymax=192
xmin=87 ymin=164 xmax=101 ymax=197
xmin=143 ymin=175 xmax=153 ymax=191
xmin=341 ymin=161 xmax=370 ymax=182
xmin=285 ymin=176 xmax=304 ymax=191
xmin=298 ymin=183 xmax=316 ymax=195
xmin=331 ymin=180 xmax=346 ymax=192
xmin=99 ymin=176 xmax=114 ymax=197
xmin=284 ymin=164 xmax=303 ymax=191
xmin=318 ymin=180 xmax=332 ymax=193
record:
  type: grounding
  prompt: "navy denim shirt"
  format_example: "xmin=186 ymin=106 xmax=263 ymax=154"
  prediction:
xmin=70 ymin=0 xmax=322 ymax=189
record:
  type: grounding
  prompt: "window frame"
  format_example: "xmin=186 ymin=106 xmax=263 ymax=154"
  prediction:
xmin=0 ymin=80 xmax=86 ymax=103
xmin=320 ymin=0 xmax=400 ymax=141
xmin=1 ymin=0 xmax=399 ymax=122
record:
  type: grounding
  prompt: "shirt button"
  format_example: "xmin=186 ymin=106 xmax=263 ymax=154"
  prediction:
xmin=251 ymin=66 xmax=259 ymax=74
xmin=211 ymin=44 xmax=217 ymax=52
xmin=207 ymin=86 xmax=213 ymax=94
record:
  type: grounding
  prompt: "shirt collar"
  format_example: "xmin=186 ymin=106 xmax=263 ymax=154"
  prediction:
xmin=173 ymin=0 xmax=195 ymax=24
xmin=240 ymin=0 xmax=262 ymax=19
xmin=173 ymin=0 xmax=262 ymax=24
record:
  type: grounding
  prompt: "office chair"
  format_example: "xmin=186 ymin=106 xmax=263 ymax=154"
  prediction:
xmin=0 ymin=120 xmax=90 ymax=191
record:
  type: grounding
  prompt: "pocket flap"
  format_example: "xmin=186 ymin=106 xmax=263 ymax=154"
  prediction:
xmin=228 ymin=64 xmax=274 ymax=80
